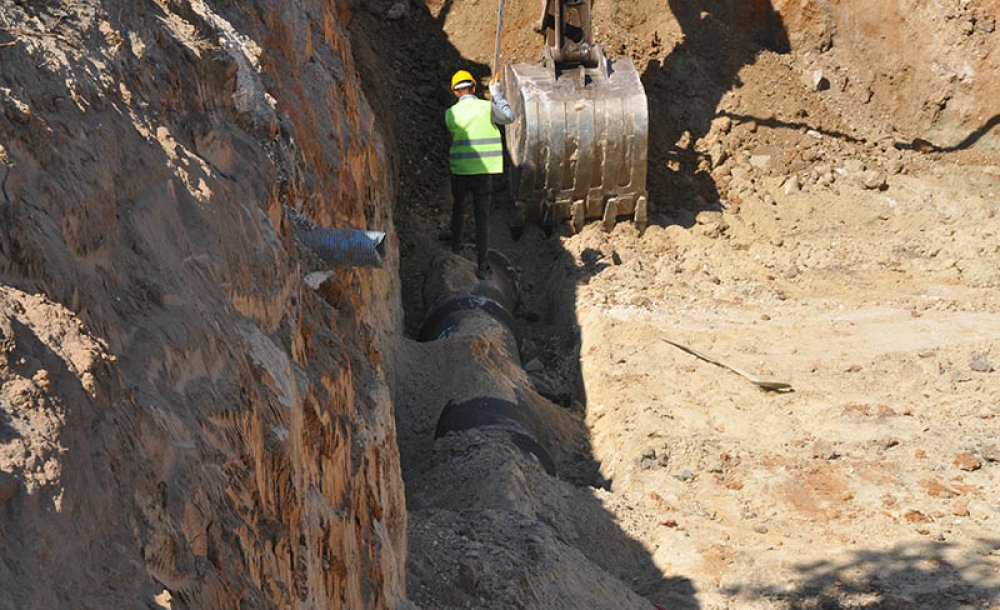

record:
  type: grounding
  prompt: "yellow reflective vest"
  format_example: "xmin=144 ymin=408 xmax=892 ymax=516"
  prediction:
xmin=445 ymin=97 xmax=504 ymax=176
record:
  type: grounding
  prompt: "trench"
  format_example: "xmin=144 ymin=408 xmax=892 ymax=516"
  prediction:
xmin=348 ymin=3 xmax=696 ymax=607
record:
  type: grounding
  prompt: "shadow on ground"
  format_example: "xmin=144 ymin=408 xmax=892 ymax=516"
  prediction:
xmin=642 ymin=0 xmax=790 ymax=227
xmin=349 ymin=0 xmax=702 ymax=607
xmin=895 ymin=114 xmax=1000 ymax=153
xmin=727 ymin=540 xmax=1000 ymax=609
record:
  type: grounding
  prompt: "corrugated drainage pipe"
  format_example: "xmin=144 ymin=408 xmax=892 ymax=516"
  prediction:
xmin=297 ymin=228 xmax=386 ymax=268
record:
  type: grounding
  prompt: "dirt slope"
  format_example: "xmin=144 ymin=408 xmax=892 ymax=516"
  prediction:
xmin=1 ymin=1 xmax=408 ymax=608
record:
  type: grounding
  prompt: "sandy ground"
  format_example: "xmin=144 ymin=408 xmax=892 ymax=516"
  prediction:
xmin=353 ymin=0 xmax=1000 ymax=607
xmin=567 ymin=162 xmax=1000 ymax=609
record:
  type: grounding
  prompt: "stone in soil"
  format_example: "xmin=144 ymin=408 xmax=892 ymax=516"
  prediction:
xmin=954 ymin=452 xmax=982 ymax=472
xmin=969 ymin=352 xmax=994 ymax=373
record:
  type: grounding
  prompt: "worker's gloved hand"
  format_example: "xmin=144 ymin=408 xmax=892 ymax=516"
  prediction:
xmin=488 ymin=80 xmax=504 ymax=99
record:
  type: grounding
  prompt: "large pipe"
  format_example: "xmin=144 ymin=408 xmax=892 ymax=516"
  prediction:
xmin=420 ymin=249 xmax=522 ymax=360
xmin=435 ymin=397 xmax=555 ymax=475
xmin=420 ymin=249 xmax=558 ymax=474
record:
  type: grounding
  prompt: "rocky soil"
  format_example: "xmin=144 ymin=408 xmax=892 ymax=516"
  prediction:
xmin=1 ymin=1 xmax=408 ymax=608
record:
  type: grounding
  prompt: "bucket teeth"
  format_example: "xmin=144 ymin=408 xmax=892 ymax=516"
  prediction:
xmin=504 ymin=53 xmax=649 ymax=233
xmin=634 ymin=196 xmax=648 ymax=235
xmin=571 ymin=200 xmax=586 ymax=234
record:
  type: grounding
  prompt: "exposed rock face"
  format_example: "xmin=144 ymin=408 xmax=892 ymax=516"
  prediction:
xmin=0 ymin=1 xmax=406 ymax=608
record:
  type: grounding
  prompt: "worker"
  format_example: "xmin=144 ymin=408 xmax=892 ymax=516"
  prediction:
xmin=445 ymin=69 xmax=514 ymax=279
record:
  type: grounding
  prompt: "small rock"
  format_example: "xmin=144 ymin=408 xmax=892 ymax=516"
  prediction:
xmin=954 ymin=452 xmax=982 ymax=472
xmin=812 ymin=440 xmax=839 ymax=460
xmin=386 ymin=2 xmax=409 ymax=20
xmin=981 ymin=443 xmax=999 ymax=463
xmin=695 ymin=211 xmax=724 ymax=225
xmin=970 ymin=351 xmax=994 ymax=373
xmin=879 ymin=437 xmax=901 ymax=450
xmin=455 ymin=559 xmax=480 ymax=593
xmin=0 ymin=470 xmax=17 ymax=503
xmin=904 ymin=509 xmax=932 ymax=524
xmin=675 ymin=469 xmax=696 ymax=482
xmin=953 ymin=499 xmax=970 ymax=517
xmin=749 ymin=154 xmax=772 ymax=170
xmin=638 ymin=448 xmax=658 ymax=470
xmin=803 ymin=69 xmax=830 ymax=92
xmin=730 ymin=167 xmax=751 ymax=183
xmin=951 ymin=370 xmax=973 ymax=383
xmin=861 ymin=169 xmax=886 ymax=190
xmin=782 ymin=175 xmax=801 ymax=194
xmin=695 ymin=211 xmax=728 ymax=238
xmin=843 ymin=159 xmax=866 ymax=174
xmin=524 ymin=358 xmax=545 ymax=373
xmin=753 ymin=524 xmax=769 ymax=534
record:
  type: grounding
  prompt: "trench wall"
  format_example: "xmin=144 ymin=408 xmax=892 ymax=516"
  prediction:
xmin=0 ymin=0 xmax=407 ymax=608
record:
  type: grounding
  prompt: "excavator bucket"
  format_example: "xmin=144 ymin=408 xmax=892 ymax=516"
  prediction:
xmin=502 ymin=1 xmax=648 ymax=236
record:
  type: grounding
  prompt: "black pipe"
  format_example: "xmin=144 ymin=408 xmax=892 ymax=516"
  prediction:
xmin=417 ymin=293 xmax=520 ymax=348
xmin=423 ymin=249 xmax=558 ymax=475
xmin=435 ymin=397 xmax=555 ymax=475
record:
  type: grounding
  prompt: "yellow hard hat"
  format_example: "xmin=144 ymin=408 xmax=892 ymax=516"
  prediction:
xmin=451 ymin=70 xmax=475 ymax=91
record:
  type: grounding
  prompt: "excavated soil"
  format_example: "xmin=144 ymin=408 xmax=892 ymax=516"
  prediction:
xmin=357 ymin=0 xmax=1000 ymax=608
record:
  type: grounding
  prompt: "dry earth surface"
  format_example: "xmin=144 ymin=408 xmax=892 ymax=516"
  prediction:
xmin=1 ymin=0 xmax=998 ymax=608
xmin=359 ymin=0 xmax=1000 ymax=608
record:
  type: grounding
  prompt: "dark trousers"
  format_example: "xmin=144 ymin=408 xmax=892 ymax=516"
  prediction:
xmin=450 ymin=174 xmax=491 ymax=271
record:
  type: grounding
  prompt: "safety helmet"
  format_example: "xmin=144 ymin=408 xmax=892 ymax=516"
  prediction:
xmin=451 ymin=69 xmax=475 ymax=91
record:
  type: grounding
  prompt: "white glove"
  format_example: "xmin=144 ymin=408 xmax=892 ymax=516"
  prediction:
xmin=489 ymin=80 xmax=504 ymax=99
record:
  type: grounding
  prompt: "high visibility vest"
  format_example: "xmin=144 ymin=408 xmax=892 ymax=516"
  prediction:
xmin=445 ymin=97 xmax=504 ymax=175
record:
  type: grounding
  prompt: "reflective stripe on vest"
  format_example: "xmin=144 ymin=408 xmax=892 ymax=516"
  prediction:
xmin=445 ymin=97 xmax=504 ymax=175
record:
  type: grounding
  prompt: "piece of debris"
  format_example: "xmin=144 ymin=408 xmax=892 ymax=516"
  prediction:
xmin=386 ymin=2 xmax=409 ymax=20
xmin=812 ymin=440 xmax=839 ymax=460
xmin=954 ymin=452 xmax=982 ymax=472
xmin=803 ymin=69 xmax=831 ymax=91
xmin=675 ymin=469 xmax=696 ymax=482
xmin=860 ymin=169 xmax=886 ymax=190
xmin=524 ymin=358 xmax=544 ymax=372
xmin=970 ymin=352 xmax=994 ymax=373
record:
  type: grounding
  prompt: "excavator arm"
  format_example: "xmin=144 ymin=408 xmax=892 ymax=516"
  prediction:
xmin=504 ymin=0 xmax=649 ymax=235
